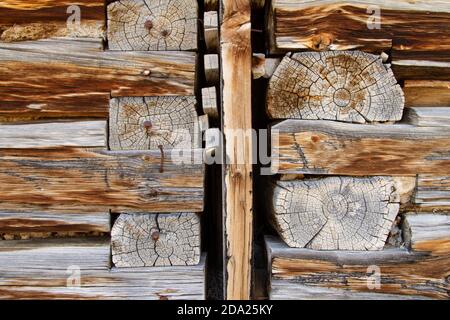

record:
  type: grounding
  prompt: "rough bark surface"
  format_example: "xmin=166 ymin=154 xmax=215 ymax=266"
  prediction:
xmin=112 ymin=213 xmax=201 ymax=267
xmin=271 ymin=177 xmax=399 ymax=250
xmin=107 ymin=0 xmax=197 ymax=51
xmin=267 ymin=51 xmax=404 ymax=123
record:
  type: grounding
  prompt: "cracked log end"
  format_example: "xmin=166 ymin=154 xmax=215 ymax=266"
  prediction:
xmin=111 ymin=213 xmax=201 ymax=267
xmin=107 ymin=0 xmax=198 ymax=51
xmin=270 ymin=176 xmax=400 ymax=250
xmin=267 ymin=51 xmax=405 ymax=123
xmin=109 ymin=96 xmax=199 ymax=150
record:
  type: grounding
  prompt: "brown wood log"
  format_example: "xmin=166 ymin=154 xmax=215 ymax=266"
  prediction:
xmin=0 ymin=38 xmax=196 ymax=122
xmin=405 ymin=107 xmax=450 ymax=127
xmin=404 ymin=81 xmax=450 ymax=107
xmin=107 ymin=0 xmax=197 ymax=51
xmin=269 ymin=176 xmax=400 ymax=251
xmin=205 ymin=0 xmax=265 ymax=11
xmin=266 ymin=213 xmax=450 ymax=299
xmin=0 ymin=0 xmax=104 ymax=42
xmin=415 ymin=175 xmax=450 ymax=209
xmin=271 ymin=120 xmax=450 ymax=176
xmin=0 ymin=148 xmax=204 ymax=213
xmin=267 ymin=51 xmax=404 ymax=123
xmin=204 ymin=11 xmax=219 ymax=53
xmin=112 ymin=213 xmax=201 ymax=267
xmin=109 ymin=96 xmax=200 ymax=150
xmin=221 ymin=0 xmax=253 ymax=300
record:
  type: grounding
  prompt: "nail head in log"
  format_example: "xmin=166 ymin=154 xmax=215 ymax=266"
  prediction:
xmin=109 ymin=96 xmax=200 ymax=150
xmin=107 ymin=0 xmax=198 ymax=51
xmin=270 ymin=177 xmax=399 ymax=250
xmin=112 ymin=213 xmax=201 ymax=267
xmin=267 ymin=51 xmax=404 ymax=123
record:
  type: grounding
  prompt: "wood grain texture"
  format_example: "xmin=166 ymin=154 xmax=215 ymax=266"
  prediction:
xmin=205 ymin=54 xmax=219 ymax=85
xmin=107 ymin=0 xmax=197 ymax=51
xmin=404 ymin=81 xmax=450 ymax=107
xmin=0 ymin=38 xmax=196 ymax=122
xmin=270 ymin=177 xmax=399 ymax=250
xmin=221 ymin=0 xmax=253 ymax=300
xmin=271 ymin=120 xmax=450 ymax=176
xmin=112 ymin=213 xmax=201 ymax=267
xmin=0 ymin=148 xmax=204 ymax=213
xmin=202 ymin=87 xmax=219 ymax=119
xmin=0 ymin=211 xmax=110 ymax=233
xmin=415 ymin=175 xmax=450 ymax=208
xmin=267 ymin=51 xmax=404 ymax=122
xmin=204 ymin=11 xmax=219 ymax=53
xmin=109 ymin=96 xmax=200 ymax=150
xmin=0 ymin=0 xmax=104 ymax=42
xmin=405 ymin=107 xmax=450 ymax=127
xmin=0 ymin=121 xmax=106 ymax=148
xmin=266 ymin=214 xmax=450 ymax=300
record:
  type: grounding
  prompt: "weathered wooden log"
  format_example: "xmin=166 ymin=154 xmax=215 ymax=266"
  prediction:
xmin=392 ymin=60 xmax=450 ymax=81
xmin=0 ymin=148 xmax=204 ymax=213
xmin=405 ymin=107 xmax=450 ymax=127
xmin=221 ymin=0 xmax=253 ymax=300
xmin=266 ymin=213 xmax=450 ymax=299
xmin=0 ymin=212 xmax=110 ymax=233
xmin=0 ymin=39 xmax=196 ymax=122
xmin=0 ymin=0 xmax=104 ymax=42
xmin=201 ymin=87 xmax=219 ymax=120
xmin=204 ymin=11 xmax=218 ymax=53
xmin=270 ymin=177 xmax=400 ymax=250
xmin=112 ymin=213 xmax=201 ymax=267
xmin=205 ymin=0 xmax=265 ymax=11
xmin=204 ymin=54 xmax=219 ymax=85
xmin=267 ymin=51 xmax=404 ymax=123
xmin=404 ymin=81 xmax=450 ymax=107
xmin=0 ymin=121 xmax=105 ymax=148
xmin=271 ymin=120 xmax=450 ymax=176
xmin=107 ymin=0 xmax=197 ymax=51
xmin=109 ymin=96 xmax=200 ymax=150
xmin=415 ymin=175 xmax=450 ymax=209
xmin=252 ymin=55 xmax=281 ymax=79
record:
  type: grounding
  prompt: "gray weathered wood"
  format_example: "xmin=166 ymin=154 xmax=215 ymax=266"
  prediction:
xmin=205 ymin=54 xmax=219 ymax=85
xmin=107 ymin=0 xmax=198 ymax=51
xmin=109 ymin=96 xmax=200 ymax=150
xmin=112 ymin=213 xmax=201 ymax=267
xmin=403 ymin=214 xmax=450 ymax=250
xmin=267 ymin=51 xmax=404 ymax=123
xmin=0 ymin=121 xmax=106 ymax=148
xmin=0 ymin=211 xmax=110 ymax=233
xmin=204 ymin=11 xmax=218 ymax=53
xmin=201 ymin=87 xmax=219 ymax=119
xmin=405 ymin=107 xmax=450 ymax=127
xmin=270 ymin=177 xmax=399 ymax=250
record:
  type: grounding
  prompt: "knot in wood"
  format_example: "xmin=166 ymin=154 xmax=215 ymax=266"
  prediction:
xmin=144 ymin=20 xmax=153 ymax=30
xmin=143 ymin=120 xmax=153 ymax=130
xmin=151 ymin=230 xmax=160 ymax=241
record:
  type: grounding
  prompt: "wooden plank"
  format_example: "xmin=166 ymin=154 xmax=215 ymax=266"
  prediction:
xmin=415 ymin=175 xmax=450 ymax=208
xmin=269 ymin=177 xmax=399 ymax=250
xmin=0 ymin=38 xmax=196 ymax=122
xmin=107 ymin=0 xmax=198 ymax=51
xmin=0 ymin=238 xmax=110 ymax=270
xmin=112 ymin=213 xmax=201 ymax=267
xmin=0 ymin=211 xmax=110 ymax=233
xmin=0 ymin=0 xmax=104 ymax=42
xmin=109 ymin=96 xmax=200 ymax=150
xmin=404 ymin=81 xmax=450 ymax=107
xmin=0 ymin=148 xmax=204 ymax=213
xmin=405 ymin=107 xmax=450 ymax=127
xmin=271 ymin=120 xmax=450 ymax=176
xmin=267 ymin=51 xmax=404 ymax=123
xmin=0 ymin=251 xmax=206 ymax=299
xmin=266 ymin=214 xmax=450 ymax=300
xmin=221 ymin=0 xmax=253 ymax=300
xmin=0 ymin=121 xmax=105 ymax=148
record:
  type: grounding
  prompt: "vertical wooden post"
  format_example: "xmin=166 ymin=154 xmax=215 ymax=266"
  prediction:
xmin=220 ymin=0 xmax=253 ymax=300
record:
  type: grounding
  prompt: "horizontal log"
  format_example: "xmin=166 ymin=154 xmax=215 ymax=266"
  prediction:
xmin=0 ymin=121 xmax=106 ymax=148
xmin=0 ymin=0 xmax=104 ymax=42
xmin=267 ymin=51 xmax=404 ymax=123
xmin=404 ymin=81 xmax=450 ymax=107
xmin=415 ymin=175 xmax=450 ymax=208
xmin=271 ymin=120 xmax=450 ymax=176
xmin=266 ymin=214 xmax=450 ymax=299
xmin=392 ymin=60 xmax=450 ymax=81
xmin=109 ymin=96 xmax=200 ymax=151
xmin=107 ymin=0 xmax=197 ymax=51
xmin=0 ymin=148 xmax=204 ymax=213
xmin=112 ymin=213 xmax=201 ymax=267
xmin=0 ymin=211 xmax=110 ymax=233
xmin=405 ymin=107 xmax=450 ymax=127
xmin=0 ymin=38 xmax=196 ymax=122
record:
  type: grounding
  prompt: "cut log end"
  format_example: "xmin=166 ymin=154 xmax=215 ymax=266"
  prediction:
xmin=201 ymin=87 xmax=219 ymax=119
xmin=111 ymin=213 xmax=201 ymax=267
xmin=270 ymin=176 xmax=400 ymax=251
xmin=267 ymin=51 xmax=405 ymax=123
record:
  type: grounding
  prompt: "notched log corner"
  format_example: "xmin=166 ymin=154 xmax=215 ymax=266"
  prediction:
xmin=267 ymin=51 xmax=404 ymax=123
xmin=111 ymin=213 xmax=201 ymax=267
xmin=270 ymin=176 xmax=400 ymax=250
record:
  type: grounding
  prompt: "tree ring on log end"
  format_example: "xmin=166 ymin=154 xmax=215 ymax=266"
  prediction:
xmin=267 ymin=51 xmax=405 ymax=123
xmin=271 ymin=176 xmax=400 ymax=251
